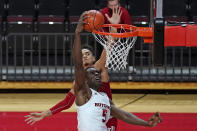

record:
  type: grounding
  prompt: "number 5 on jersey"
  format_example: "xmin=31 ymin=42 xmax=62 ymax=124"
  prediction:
xmin=102 ymin=109 xmax=107 ymax=122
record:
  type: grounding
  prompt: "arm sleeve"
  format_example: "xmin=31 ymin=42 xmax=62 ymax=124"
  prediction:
xmin=50 ymin=91 xmax=76 ymax=115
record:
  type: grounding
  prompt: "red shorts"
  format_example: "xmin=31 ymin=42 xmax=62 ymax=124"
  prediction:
xmin=106 ymin=117 xmax=118 ymax=131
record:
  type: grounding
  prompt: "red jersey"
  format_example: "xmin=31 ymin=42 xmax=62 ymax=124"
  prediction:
xmin=100 ymin=6 xmax=132 ymax=25
xmin=98 ymin=82 xmax=112 ymax=100
xmin=98 ymin=82 xmax=117 ymax=131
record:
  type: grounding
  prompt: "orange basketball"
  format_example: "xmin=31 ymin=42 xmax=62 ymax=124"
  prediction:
xmin=83 ymin=10 xmax=104 ymax=32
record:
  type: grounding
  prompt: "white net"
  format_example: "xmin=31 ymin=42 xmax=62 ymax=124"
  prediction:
xmin=92 ymin=25 xmax=137 ymax=70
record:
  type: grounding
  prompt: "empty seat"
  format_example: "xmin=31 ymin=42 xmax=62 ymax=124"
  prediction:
xmin=131 ymin=16 xmax=149 ymax=26
xmin=0 ymin=1 xmax=4 ymax=15
xmin=38 ymin=16 xmax=65 ymax=33
xmin=127 ymin=0 xmax=149 ymax=16
xmin=7 ymin=16 xmax=33 ymax=33
xmin=193 ymin=16 xmax=197 ymax=22
xmin=38 ymin=0 xmax=66 ymax=33
xmin=165 ymin=16 xmax=187 ymax=23
xmin=8 ymin=0 xmax=34 ymax=33
xmin=9 ymin=0 xmax=34 ymax=16
xmin=69 ymin=0 xmax=95 ymax=16
xmin=39 ymin=0 xmax=65 ymax=16
xmin=0 ymin=16 xmax=2 ymax=33
xmin=191 ymin=1 xmax=197 ymax=16
xmin=163 ymin=0 xmax=186 ymax=17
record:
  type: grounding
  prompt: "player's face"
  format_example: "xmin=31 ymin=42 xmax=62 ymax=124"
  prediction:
xmin=107 ymin=0 xmax=119 ymax=9
xmin=85 ymin=67 xmax=101 ymax=90
xmin=82 ymin=49 xmax=95 ymax=67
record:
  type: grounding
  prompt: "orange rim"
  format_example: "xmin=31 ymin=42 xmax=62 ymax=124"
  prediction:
xmin=93 ymin=24 xmax=153 ymax=41
xmin=93 ymin=24 xmax=138 ymax=38
xmin=137 ymin=27 xmax=153 ymax=37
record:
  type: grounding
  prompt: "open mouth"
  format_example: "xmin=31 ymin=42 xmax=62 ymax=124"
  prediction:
xmin=95 ymin=77 xmax=101 ymax=81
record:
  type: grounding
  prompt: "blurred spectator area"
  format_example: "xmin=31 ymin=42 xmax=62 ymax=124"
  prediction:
xmin=5 ymin=0 xmax=197 ymax=33
xmin=0 ymin=0 xmax=197 ymax=82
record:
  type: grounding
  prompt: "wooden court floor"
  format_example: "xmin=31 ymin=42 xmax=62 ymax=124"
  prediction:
xmin=0 ymin=93 xmax=197 ymax=113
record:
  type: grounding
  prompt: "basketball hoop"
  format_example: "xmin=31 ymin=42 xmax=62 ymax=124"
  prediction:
xmin=92 ymin=24 xmax=153 ymax=70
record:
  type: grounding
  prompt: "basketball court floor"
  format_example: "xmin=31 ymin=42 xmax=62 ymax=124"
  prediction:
xmin=0 ymin=93 xmax=197 ymax=113
xmin=1 ymin=0 xmax=197 ymax=131
xmin=0 ymin=92 xmax=197 ymax=131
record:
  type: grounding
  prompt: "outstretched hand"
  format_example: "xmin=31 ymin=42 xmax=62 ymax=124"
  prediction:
xmin=105 ymin=6 xmax=122 ymax=24
xmin=148 ymin=112 xmax=162 ymax=127
xmin=24 ymin=112 xmax=45 ymax=125
xmin=75 ymin=11 xmax=89 ymax=33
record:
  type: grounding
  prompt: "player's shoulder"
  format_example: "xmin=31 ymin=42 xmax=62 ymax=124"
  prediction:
xmin=100 ymin=7 xmax=108 ymax=13
xmin=99 ymin=92 xmax=108 ymax=97
xmin=120 ymin=6 xmax=129 ymax=13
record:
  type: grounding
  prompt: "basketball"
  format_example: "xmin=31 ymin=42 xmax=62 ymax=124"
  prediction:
xmin=83 ymin=10 xmax=104 ymax=32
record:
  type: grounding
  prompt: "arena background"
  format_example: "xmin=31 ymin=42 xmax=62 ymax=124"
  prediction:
xmin=0 ymin=0 xmax=197 ymax=131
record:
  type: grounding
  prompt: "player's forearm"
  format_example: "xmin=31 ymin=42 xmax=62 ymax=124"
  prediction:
xmin=72 ymin=32 xmax=85 ymax=91
xmin=99 ymin=50 xmax=106 ymax=67
xmin=122 ymin=112 xmax=149 ymax=127
xmin=111 ymin=105 xmax=149 ymax=127
xmin=41 ymin=110 xmax=52 ymax=118
xmin=95 ymin=50 xmax=106 ymax=70
xmin=72 ymin=32 xmax=83 ymax=68
xmin=50 ymin=91 xmax=75 ymax=115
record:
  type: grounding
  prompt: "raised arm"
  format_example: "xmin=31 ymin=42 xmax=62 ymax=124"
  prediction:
xmin=94 ymin=50 xmax=109 ymax=82
xmin=72 ymin=12 xmax=87 ymax=92
xmin=110 ymin=101 xmax=162 ymax=127
xmin=72 ymin=12 xmax=92 ymax=106
xmin=94 ymin=49 xmax=106 ymax=69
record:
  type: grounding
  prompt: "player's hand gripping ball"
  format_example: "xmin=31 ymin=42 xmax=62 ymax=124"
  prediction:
xmin=83 ymin=10 xmax=104 ymax=32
